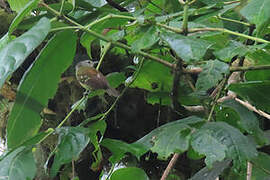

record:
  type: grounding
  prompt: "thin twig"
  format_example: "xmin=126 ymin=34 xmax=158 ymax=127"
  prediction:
xmin=247 ymin=162 xmax=252 ymax=180
xmin=160 ymin=153 xmax=180 ymax=180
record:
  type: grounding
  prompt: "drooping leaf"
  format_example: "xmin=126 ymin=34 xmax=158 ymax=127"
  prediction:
xmin=0 ymin=147 xmax=36 ymax=180
xmin=160 ymin=31 xmax=212 ymax=63
xmin=7 ymin=30 xmax=77 ymax=149
xmin=131 ymin=26 xmax=159 ymax=52
xmin=192 ymin=122 xmax=257 ymax=169
xmin=101 ymin=139 xmax=148 ymax=164
xmin=196 ymin=60 xmax=229 ymax=91
xmin=190 ymin=159 xmax=232 ymax=180
xmin=87 ymin=120 xmax=107 ymax=153
xmin=135 ymin=116 xmax=204 ymax=160
xmin=229 ymin=81 xmax=270 ymax=112
xmin=214 ymin=40 xmax=248 ymax=62
xmin=191 ymin=130 xmax=227 ymax=168
xmin=0 ymin=17 xmax=50 ymax=89
xmin=110 ymin=167 xmax=149 ymax=180
xmin=50 ymin=127 xmax=90 ymax=177
xmin=219 ymin=99 xmax=267 ymax=145
xmin=240 ymin=0 xmax=270 ymax=37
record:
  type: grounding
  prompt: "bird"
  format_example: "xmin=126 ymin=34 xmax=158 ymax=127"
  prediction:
xmin=75 ymin=60 xmax=119 ymax=97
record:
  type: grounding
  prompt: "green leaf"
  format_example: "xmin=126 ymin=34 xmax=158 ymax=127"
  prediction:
xmin=240 ymin=0 xmax=270 ymax=37
xmin=251 ymin=152 xmax=270 ymax=179
xmin=136 ymin=116 xmax=204 ymax=160
xmin=191 ymin=130 xmax=227 ymax=168
xmin=106 ymin=72 xmax=126 ymax=88
xmin=81 ymin=0 xmax=107 ymax=7
xmin=80 ymin=14 xmax=129 ymax=57
xmin=7 ymin=30 xmax=77 ymax=149
xmin=0 ymin=17 xmax=50 ymax=89
xmin=0 ymin=147 xmax=36 ymax=180
xmin=130 ymin=58 xmax=173 ymax=92
xmin=245 ymin=49 xmax=270 ymax=81
xmin=9 ymin=0 xmax=40 ymax=34
xmin=0 ymin=33 xmax=12 ymax=51
xmin=87 ymin=120 xmax=107 ymax=153
xmin=131 ymin=26 xmax=159 ymax=52
xmin=219 ymin=99 xmax=267 ymax=145
xmin=50 ymin=127 xmax=90 ymax=177
xmin=214 ymin=41 xmax=248 ymax=62
xmin=160 ymin=31 xmax=212 ymax=63
xmin=190 ymin=159 xmax=232 ymax=180
xmin=110 ymin=167 xmax=149 ymax=180
xmin=101 ymin=139 xmax=148 ymax=164
xmin=229 ymin=81 xmax=270 ymax=112
xmin=192 ymin=122 xmax=257 ymax=169
xmin=195 ymin=60 xmax=229 ymax=91
xmin=7 ymin=0 xmax=29 ymax=12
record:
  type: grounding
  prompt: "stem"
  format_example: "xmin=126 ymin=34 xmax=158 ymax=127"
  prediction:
xmin=182 ymin=2 xmax=189 ymax=35
xmin=50 ymin=26 xmax=80 ymax=32
xmin=96 ymin=42 xmax=111 ymax=71
xmin=57 ymin=95 xmax=87 ymax=128
xmin=207 ymin=78 xmax=227 ymax=122
xmin=230 ymin=64 xmax=270 ymax=72
xmin=216 ymin=15 xmax=251 ymax=27
xmin=59 ymin=0 xmax=65 ymax=15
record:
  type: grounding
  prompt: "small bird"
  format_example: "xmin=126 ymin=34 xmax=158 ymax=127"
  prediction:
xmin=75 ymin=60 xmax=119 ymax=97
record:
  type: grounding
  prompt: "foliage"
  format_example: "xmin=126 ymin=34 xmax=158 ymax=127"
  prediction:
xmin=0 ymin=0 xmax=270 ymax=179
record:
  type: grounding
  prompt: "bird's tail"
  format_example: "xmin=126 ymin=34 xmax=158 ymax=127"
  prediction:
xmin=106 ymin=87 xmax=120 ymax=97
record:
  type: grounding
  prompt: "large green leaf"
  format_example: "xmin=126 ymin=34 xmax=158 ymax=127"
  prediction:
xmin=7 ymin=0 xmax=29 ymax=12
xmin=0 ymin=147 xmax=36 ymax=180
xmin=101 ymin=139 xmax=148 ymax=164
xmin=218 ymin=99 xmax=266 ymax=145
xmin=245 ymin=49 xmax=270 ymax=81
xmin=190 ymin=159 xmax=232 ymax=180
xmin=7 ymin=30 xmax=77 ymax=149
xmin=192 ymin=122 xmax=258 ymax=169
xmin=0 ymin=17 xmax=50 ymax=89
xmin=160 ymin=31 xmax=212 ymax=63
xmin=191 ymin=130 xmax=227 ymax=168
xmin=214 ymin=41 xmax=248 ymax=62
xmin=229 ymin=81 xmax=270 ymax=112
xmin=110 ymin=167 xmax=149 ymax=180
xmin=130 ymin=57 xmax=173 ymax=92
xmin=240 ymin=0 xmax=270 ymax=37
xmin=136 ymin=116 xmax=204 ymax=160
xmin=195 ymin=60 xmax=229 ymax=91
xmin=131 ymin=26 xmax=159 ymax=52
xmin=50 ymin=127 xmax=90 ymax=177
